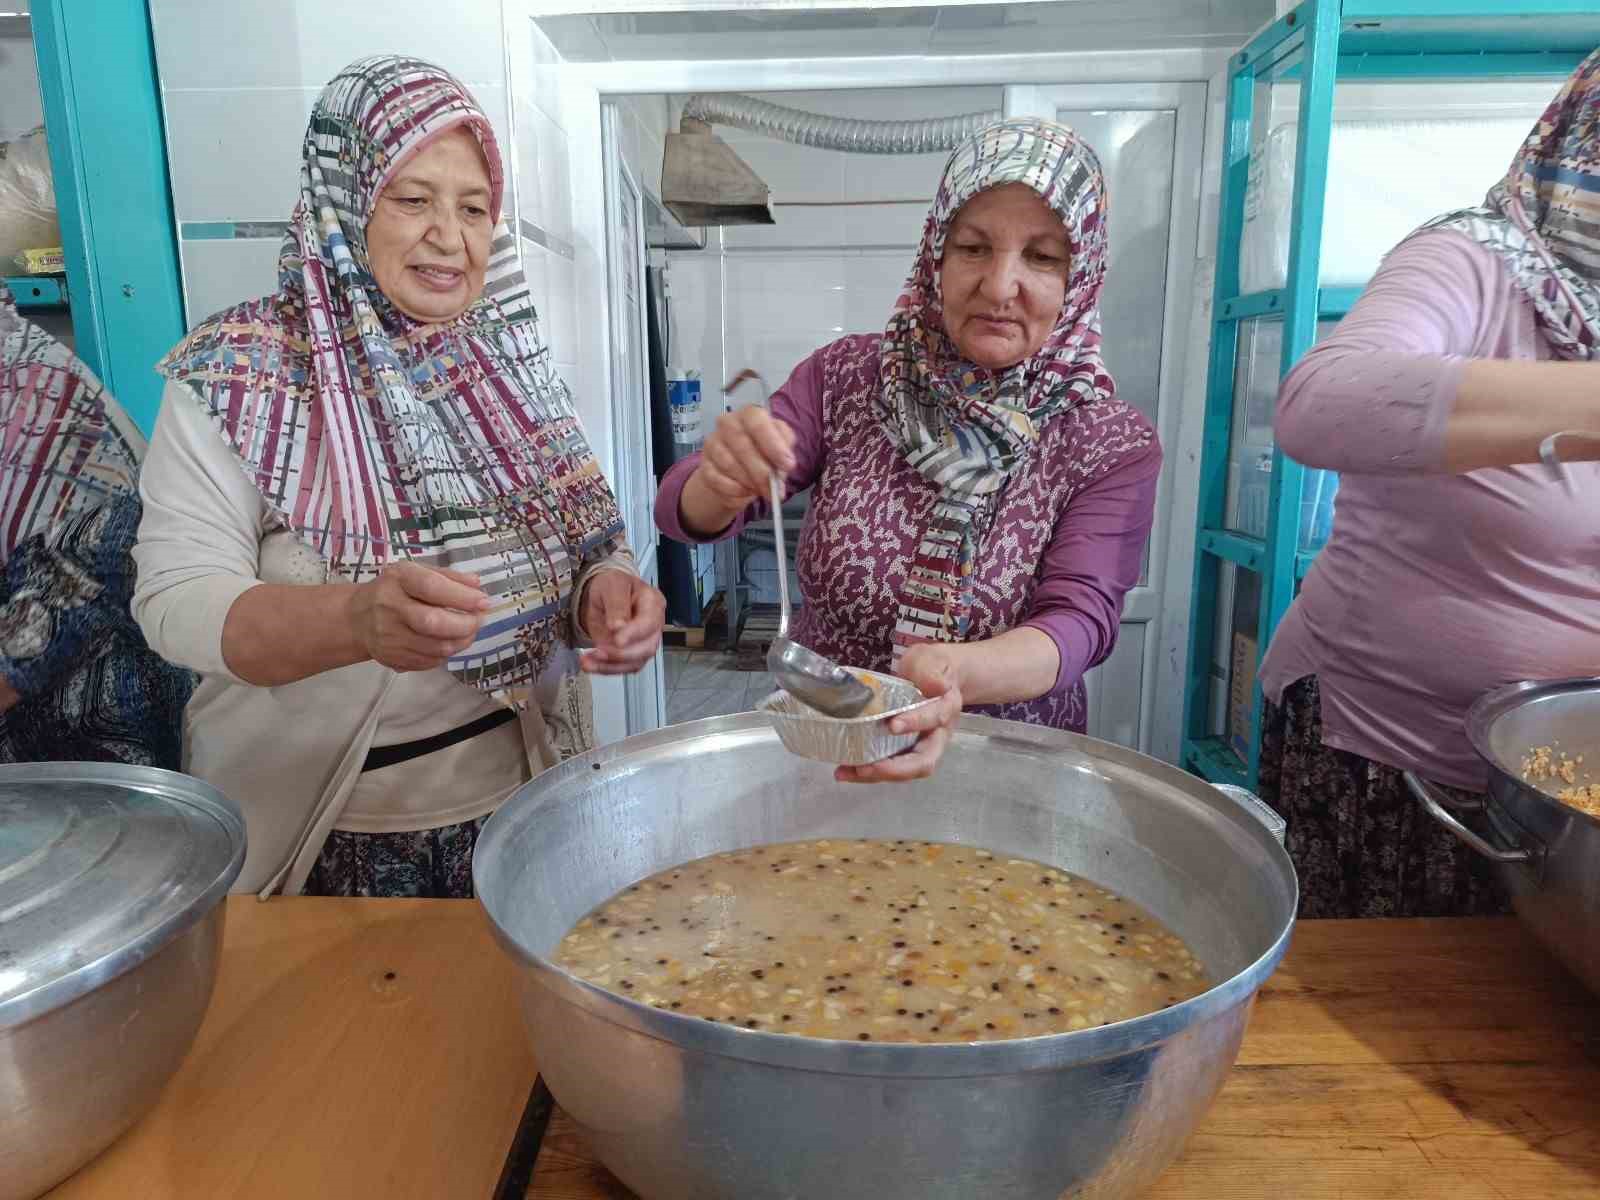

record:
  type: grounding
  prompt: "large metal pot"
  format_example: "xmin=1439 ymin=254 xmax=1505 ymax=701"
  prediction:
xmin=475 ymin=714 xmax=1297 ymax=1200
xmin=1406 ymin=677 xmax=1600 ymax=997
xmin=0 ymin=763 xmax=246 ymax=1200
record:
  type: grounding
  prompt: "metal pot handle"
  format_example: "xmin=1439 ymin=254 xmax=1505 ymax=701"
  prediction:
xmin=1403 ymin=772 xmax=1532 ymax=864
xmin=1212 ymin=784 xmax=1287 ymax=845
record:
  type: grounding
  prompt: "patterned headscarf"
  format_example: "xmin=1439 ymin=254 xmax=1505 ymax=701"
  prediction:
xmin=1418 ymin=48 xmax=1600 ymax=359
xmin=1 ymin=282 xmax=141 ymax=560
xmin=158 ymin=56 xmax=625 ymax=698
xmin=879 ymin=117 xmax=1112 ymax=655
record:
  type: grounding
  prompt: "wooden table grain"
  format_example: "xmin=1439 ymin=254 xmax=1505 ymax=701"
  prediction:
xmin=44 ymin=896 xmax=535 ymax=1200
xmin=522 ymin=918 xmax=1600 ymax=1200
xmin=39 ymin=900 xmax=1600 ymax=1199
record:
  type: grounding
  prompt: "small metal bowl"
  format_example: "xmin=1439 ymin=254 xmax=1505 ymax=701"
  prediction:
xmin=757 ymin=668 xmax=933 ymax=765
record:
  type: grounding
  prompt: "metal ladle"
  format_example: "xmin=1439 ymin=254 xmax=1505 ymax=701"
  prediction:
xmin=723 ymin=371 xmax=873 ymax=718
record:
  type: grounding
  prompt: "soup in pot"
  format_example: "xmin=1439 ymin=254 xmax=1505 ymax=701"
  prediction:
xmin=1522 ymin=745 xmax=1600 ymax=817
xmin=555 ymin=838 xmax=1210 ymax=1043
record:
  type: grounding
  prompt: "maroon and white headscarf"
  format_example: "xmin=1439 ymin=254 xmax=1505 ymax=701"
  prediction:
xmin=158 ymin=55 xmax=625 ymax=700
xmin=878 ymin=117 xmax=1113 ymax=655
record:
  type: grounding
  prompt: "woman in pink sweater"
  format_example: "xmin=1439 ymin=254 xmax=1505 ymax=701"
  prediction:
xmin=1259 ymin=51 xmax=1600 ymax=918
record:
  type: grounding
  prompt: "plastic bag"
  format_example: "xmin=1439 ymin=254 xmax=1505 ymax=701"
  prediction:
xmin=0 ymin=126 xmax=61 ymax=266
xmin=13 ymin=246 xmax=63 ymax=274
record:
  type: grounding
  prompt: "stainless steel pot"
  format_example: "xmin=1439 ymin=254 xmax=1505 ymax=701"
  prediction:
xmin=475 ymin=714 xmax=1297 ymax=1200
xmin=0 ymin=763 xmax=246 ymax=1200
xmin=1406 ymin=677 xmax=1600 ymax=997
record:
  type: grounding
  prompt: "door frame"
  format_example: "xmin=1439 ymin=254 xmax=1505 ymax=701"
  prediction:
xmin=601 ymin=103 xmax=666 ymax=735
xmin=1005 ymin=81 xmax=1206 ymax=758
xmin=543 ymin=36 xmax=1228 ymax=752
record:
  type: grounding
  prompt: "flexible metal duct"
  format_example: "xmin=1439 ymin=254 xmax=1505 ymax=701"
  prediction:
xmin=680 ymin=94 xmax=1000 ymax=155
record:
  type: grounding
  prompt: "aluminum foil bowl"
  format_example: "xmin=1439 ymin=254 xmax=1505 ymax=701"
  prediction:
xmin=757 ymin=668 xmax=932 ymax=765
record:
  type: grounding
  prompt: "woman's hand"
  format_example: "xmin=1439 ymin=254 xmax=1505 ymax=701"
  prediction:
xmin=836 ymin=643 xmax=964 ymax=784
xmin=678 ymin=403 xmax=797 ymax=537
xmin=579 ymin=571 xmax=667 ymax=675
xmin=348 ymin=562 xmax=490 ymax=672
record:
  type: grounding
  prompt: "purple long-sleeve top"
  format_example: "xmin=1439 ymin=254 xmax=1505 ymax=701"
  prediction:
xmin=655 ymin=334 xmax=1160 ymax=732
xmin=1260 ymin=228 xmax=1600 ymax=789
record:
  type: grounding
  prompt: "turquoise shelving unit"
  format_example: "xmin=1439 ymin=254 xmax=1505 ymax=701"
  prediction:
xmin=1182 ymin=0 xmax=1599 ymax=790
xmin=3 ymin=276 xmax=66 ymax=309
xmin=28 ymin=0 xmax=186 ymax=435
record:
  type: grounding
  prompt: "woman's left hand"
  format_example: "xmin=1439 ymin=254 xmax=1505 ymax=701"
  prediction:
xmin=836 ymin=643 xmax=964 ymax=784
xmin=579 ymin=571 xmax=667 ymax=675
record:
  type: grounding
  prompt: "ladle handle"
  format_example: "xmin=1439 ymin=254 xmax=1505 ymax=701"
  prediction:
xmin=722 ymin=369 xmax=791 ymax=640
xmin=1404 ymin=772 xmax=1533 ymax=865
xmin=768 ymin=468 xmax=791 ymax=639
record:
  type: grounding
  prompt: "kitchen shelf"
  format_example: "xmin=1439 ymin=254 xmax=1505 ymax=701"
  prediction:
xmin=1182 ymin=0 xmax=1599 ymax=790
xmin=1183 ymin=736 xmax=1250 ymax=791
xmin=4 ymin=275 xmax=66 ymax=309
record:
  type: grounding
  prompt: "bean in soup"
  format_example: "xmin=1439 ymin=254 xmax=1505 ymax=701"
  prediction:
xmin=555 ymin=839 xmax=1210 ymax=1043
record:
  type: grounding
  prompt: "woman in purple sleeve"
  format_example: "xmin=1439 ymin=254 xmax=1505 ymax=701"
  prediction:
xmin=656 ymin=118 xmax=1161 ymax=783
xmin=1259 ymin=51 xmax=1600 ymax=919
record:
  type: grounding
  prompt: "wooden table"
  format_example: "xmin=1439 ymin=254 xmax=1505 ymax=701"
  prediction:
xmin=46 ymin=902 xmax=1600 ymax=1200
xmin=44 ymin=897 xmax=535 ymax=1200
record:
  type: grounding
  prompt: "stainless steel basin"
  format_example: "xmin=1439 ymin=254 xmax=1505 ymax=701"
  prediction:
xmin=0 ymin=764 xmax=246 ymax=1200
xmin=1408 ymin=677 xmax=1600 ymax=997
xmin=475 ymin=713 xmax=1297 ymax=1200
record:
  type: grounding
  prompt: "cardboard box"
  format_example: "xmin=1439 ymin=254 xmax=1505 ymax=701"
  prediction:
xmin=1228 ymin=632 xmax=1258 ymax=761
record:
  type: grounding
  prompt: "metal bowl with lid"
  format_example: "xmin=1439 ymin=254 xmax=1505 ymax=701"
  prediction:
xmin=1406 ymin=678 xmax=1600 ymax=998
xmin=0 ymin=763 xmax=246 ymax=1200
xmin=476 ymin=713 xmax=1296 ymax=1200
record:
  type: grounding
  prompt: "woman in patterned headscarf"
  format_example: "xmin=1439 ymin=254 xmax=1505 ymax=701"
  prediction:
xmin=656 ymin=118 xmax=1161 ymax=782
xmin=0 ymin=284 xmax=192 ymax=765
xmin=134 ymin=56 xmax=664 ymax=898
xmin=1258 ymin=51 xmax=1600 ymax=919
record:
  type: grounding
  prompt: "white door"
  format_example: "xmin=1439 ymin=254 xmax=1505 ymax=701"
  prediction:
xmin=1004 ymin=84 xmax=1205 ymax=759
xmin=602 ymin=106 xmax=665 ymax=735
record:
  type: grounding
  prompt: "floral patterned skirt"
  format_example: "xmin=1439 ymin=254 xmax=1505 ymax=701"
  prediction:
xmin=1259 ymin=676 xmax=1509 ymax=919
xmin=301 ymin=817 xmax=487 ymax=899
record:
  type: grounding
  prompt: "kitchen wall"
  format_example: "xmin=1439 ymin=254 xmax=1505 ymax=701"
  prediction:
xmin=148 ymin=0 xmax=511 ymax=329
xmin=663 ymin=86 xmax=1001 ymax=410
xmin=503 ymin=9 xmax=582 ymax=444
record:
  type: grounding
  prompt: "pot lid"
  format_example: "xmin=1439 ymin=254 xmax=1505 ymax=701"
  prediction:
xmin=0 ymin=763 xmax=245 ymax=1028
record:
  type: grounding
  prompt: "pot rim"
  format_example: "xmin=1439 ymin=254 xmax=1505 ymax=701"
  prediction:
xmin=474 ymin=713 xmax=1297 ymax=1078
xmin=0 ymin=763 xmax=247 ymax=1030
xmin=1466 ymin=676 xmax=1600 ymax=829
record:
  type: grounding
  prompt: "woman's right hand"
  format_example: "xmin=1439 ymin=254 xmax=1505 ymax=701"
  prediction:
xmin=679 ymin=404 xmax=798 ymax=535
xmin=348 ymin=562 xmax=491 ymax=672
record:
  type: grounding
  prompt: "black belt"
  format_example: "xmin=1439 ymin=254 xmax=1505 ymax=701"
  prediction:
xmin=362 ymin=706 xmax=518 ymax=773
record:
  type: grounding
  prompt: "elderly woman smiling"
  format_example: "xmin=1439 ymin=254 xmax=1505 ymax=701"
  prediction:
xmin=657 ymin=118 xmax=1161 ymax=782
xmin=134 ymin=56 xmax=664 ymax=899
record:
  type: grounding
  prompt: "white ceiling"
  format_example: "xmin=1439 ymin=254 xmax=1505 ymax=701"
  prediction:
xmin=536 ymin=0 xmax=1277 ymax=63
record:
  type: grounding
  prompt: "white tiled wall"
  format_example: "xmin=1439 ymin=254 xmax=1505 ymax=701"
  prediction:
xmin=616 ymin=95 xmax=670 ymax=204
xmin=719 ymin=250 xmax=907 ymax=401
xmin=178 ymin=238 xmax=282 ymax=334
xmin=507 ymin=15 xmax=580 ymax=397
xmin=660 ymin=86 xmax=1001 ymax=407
xmin=149 ymin=0 xmax=512 ymax=327
xmin=150 ymin=1 xmax=505 ymax=92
